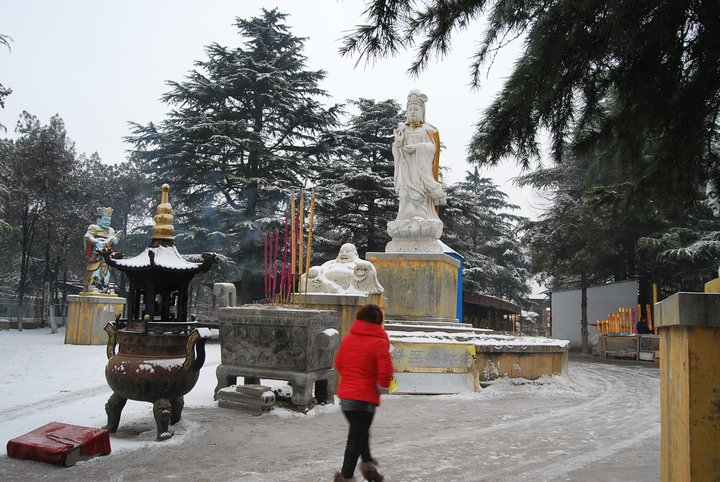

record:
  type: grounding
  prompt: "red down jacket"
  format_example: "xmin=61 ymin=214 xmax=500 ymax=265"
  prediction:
xmin=335 ymin=319 xmax=395 ymax=406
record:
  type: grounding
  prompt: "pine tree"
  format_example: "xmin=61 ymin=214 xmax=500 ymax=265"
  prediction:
xmin=443 ymin=169 xmax=530 ymax=303
xmin=128 ymin=9 xmax=339 ymax=221
xmin=312 ymin=98 xmax=402 ymax=258
xmin=0 ymin=34 xmax=13 ymax=132
xmin=342 ymin=1 xmax=720 ymax=213
xmin=127 ymin=9 xmax=340 ymax=300
xmin=0 ymin=113 xmax=83 ymax=330
xmin=518 ymin=154 xmax=657 ymax=352
xmin=636 ymin=212 xmax=720 ymax=294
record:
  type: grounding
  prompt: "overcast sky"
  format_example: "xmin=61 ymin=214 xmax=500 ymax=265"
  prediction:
xmin=2 ymin=0 xmax=542 ymax=217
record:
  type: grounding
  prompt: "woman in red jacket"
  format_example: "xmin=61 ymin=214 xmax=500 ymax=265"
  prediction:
xmin=334 ymin=304 xmax=394 ymax=482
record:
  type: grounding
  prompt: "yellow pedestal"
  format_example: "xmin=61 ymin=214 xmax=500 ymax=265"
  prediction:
xmin=64 ymin=294 xmax=126 ymax=345
xmin=293 ymin=292 xmax=385 ymax=338
xmin=366 ymin=252 xmax=459 ymax=321
xmin=655 ymin=292 xmax=720 ymax=481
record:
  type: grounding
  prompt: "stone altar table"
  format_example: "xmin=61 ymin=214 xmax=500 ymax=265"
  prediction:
xmin=214 ymin=306 xmax=340 ymax=407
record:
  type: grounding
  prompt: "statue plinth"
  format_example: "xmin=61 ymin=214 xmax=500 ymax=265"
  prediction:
xmin=294 ymin=292 xmax=385 ymax=338
xmin=64 ymin=294 xmax=126 ymax=345
xmin=386 ymin=218 xmax=444 ymax=253
xmin=367 ymin=252 xmax=459 ymax=322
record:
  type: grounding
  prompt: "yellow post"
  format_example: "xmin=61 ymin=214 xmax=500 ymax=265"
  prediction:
xmin=655 ymin=292 xmax=720 ymax=481
xmin=290 ymin=198 xmax=296 ymax=303
xmin=298 ymin=192 xmax=305 ymax=278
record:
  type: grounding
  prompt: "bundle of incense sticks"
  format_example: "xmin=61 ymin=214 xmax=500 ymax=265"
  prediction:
xmin=596 ymin=308 xmax=638 ymax=334
xmin=263 ymin=189 xmax=316 ymax=304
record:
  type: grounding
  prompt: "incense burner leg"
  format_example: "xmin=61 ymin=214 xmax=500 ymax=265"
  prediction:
xmin=154 ymin=398 xmax=173 ymax=441
xmin=170 ymin=396 xmax=184 ymax=425
xmin=102 ymin=393 xmax=127 ymax=432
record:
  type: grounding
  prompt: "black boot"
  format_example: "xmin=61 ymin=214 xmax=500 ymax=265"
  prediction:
xmin=333 ymin=471 xmax=356 ymax=481
xmin=359 ymin=459 xmax=384 ymax=482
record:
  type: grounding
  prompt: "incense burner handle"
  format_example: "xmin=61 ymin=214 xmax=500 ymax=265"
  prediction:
xmin=182 ymin=329 xmax=207 ymax=372
xmin=104 ymin=322 xmax=117 ymax=360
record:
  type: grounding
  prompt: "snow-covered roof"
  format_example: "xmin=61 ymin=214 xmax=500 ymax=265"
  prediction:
xmin=112 ymin=245 xmax=202 ymax=271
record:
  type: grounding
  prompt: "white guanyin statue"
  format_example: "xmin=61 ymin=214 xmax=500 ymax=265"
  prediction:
xmin=387 ymin=89 xmax=447 ymax=253
xmin=299 ymin=243 xmax=384 ymax=295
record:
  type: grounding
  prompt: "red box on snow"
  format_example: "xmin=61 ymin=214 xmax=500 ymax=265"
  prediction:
xmin=6 ymin=422 xmax=111 ymax=466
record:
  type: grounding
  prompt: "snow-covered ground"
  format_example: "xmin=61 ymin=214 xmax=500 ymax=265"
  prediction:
xmin=0 ymin=327 xmax=307 ymax=454
xmin=0 ymin=327 xmax=660 ymax=481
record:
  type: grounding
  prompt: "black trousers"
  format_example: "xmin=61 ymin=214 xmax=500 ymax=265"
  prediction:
xmin=341 ymin=410 xmax=375 ymax=478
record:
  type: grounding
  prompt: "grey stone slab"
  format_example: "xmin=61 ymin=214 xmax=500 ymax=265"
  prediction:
xmin=216 ymin=390 xmax=274 ymax=407
xmin=235 ymin=384 xmax=272 ymax=397
xmin=218 ymin=399 xmax=273 ymax=415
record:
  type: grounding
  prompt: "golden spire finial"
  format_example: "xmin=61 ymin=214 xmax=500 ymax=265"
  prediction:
xmin=152 ymin=184 xmax=175 ymax=241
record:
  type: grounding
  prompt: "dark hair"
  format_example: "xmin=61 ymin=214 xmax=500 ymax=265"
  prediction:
xmin=356 ymin=304 xmax=384 ymax=324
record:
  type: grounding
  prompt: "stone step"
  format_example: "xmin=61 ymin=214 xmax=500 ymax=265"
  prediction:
xmin=216 ymin=385 xmax=275 ymax=408
xmin=387 ymin=316 xmax=461 ymax=325
xmin=218 ymin=399 xmax=274 ymax=415
xmin=385 ymin=322 xmax=492 ymax=335
xmin=387 ymin=320 xmax=464 ymax=327
xmin=236 ymin=384 xmax=273 ymax=397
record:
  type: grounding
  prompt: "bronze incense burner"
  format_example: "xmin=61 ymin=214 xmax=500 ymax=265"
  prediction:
xmin=100 ymin=185 xmax=216 ymax=441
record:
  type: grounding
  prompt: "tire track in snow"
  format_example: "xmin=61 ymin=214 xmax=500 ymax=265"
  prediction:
xmin=382 ymin=363 xmax=659 ymax=481
xmin=0 ymin=361 xmax=221 ymax=421
xmin=0 ymin=384 xmax=110 ymax=420
xmin=508 ymin=426 xmax=660 ymax=482
xmin=272 ymin=361 xmax=660 ymax=481
xmin=384 ymin=365 xmax=625 ymax=452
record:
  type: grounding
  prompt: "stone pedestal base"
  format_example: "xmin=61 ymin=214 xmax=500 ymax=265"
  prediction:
xmin=366 ymin=252 xmax=459 ymax=321
xmin=64 ymin=295 xmax=125 ymax=345
xmin=293 ymin=292 xmax=385 ymax=337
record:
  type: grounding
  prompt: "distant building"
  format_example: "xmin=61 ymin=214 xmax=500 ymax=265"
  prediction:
xmin=463 ymin=292 xmax=521 ymax=332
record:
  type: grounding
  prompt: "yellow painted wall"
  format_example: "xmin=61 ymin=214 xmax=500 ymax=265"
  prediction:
xmin=65 ymin=295 xmax=125 ymax=345
xmin=477 ymin=351 xmax=568 ymax=381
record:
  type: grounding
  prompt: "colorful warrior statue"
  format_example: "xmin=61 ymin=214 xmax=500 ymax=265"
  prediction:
xmin=82 ymin=207 xmax=120 ymax=294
